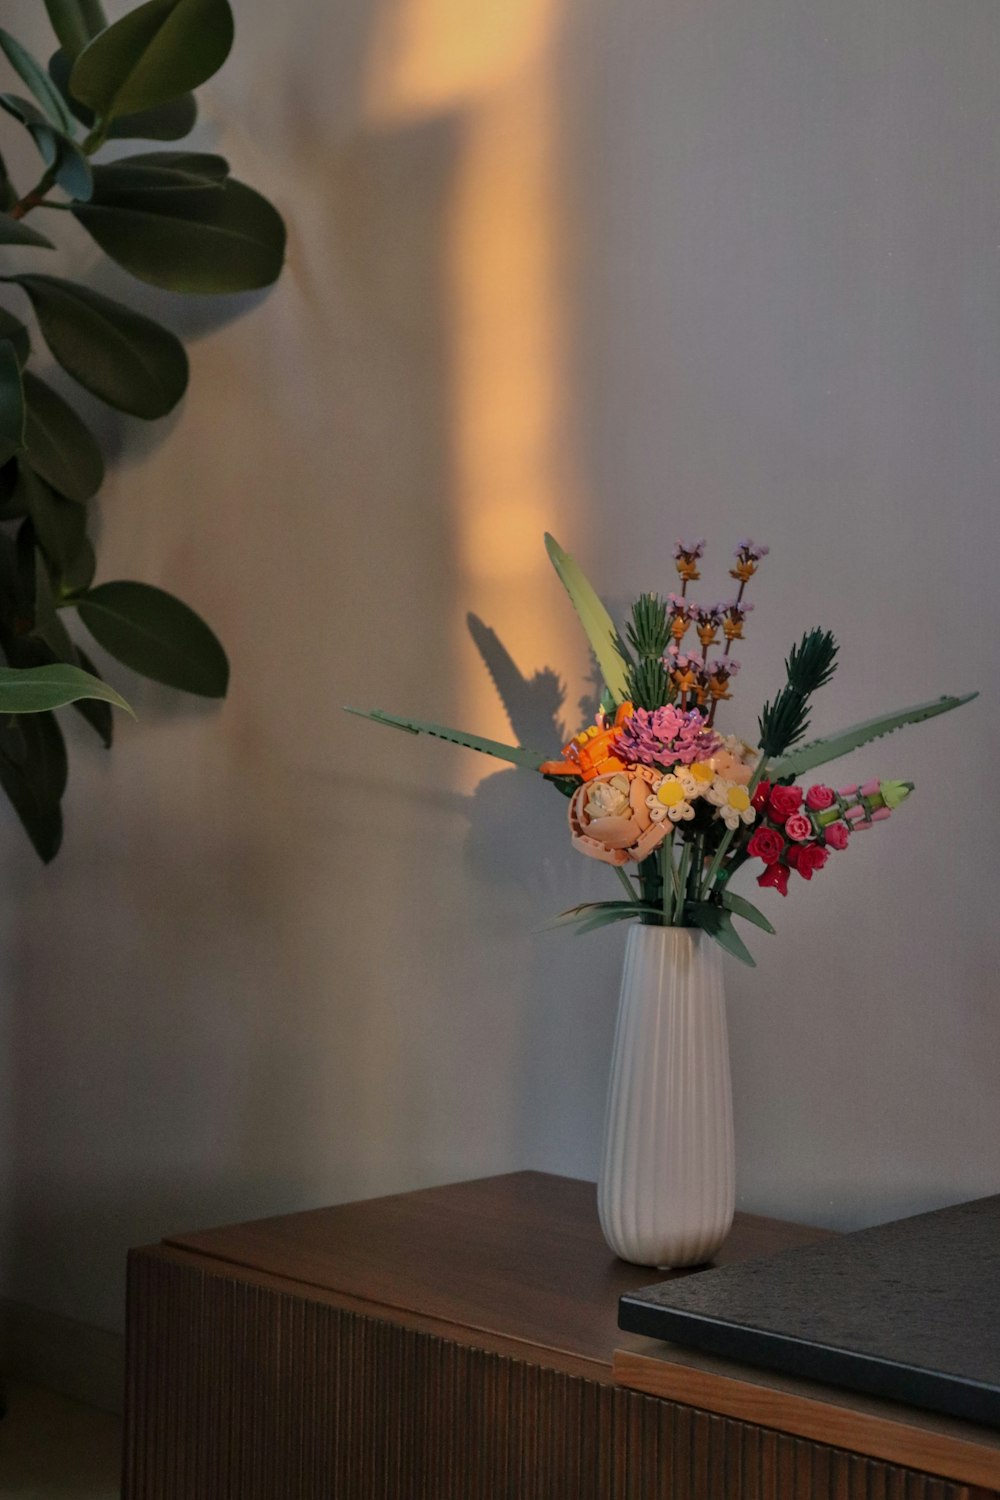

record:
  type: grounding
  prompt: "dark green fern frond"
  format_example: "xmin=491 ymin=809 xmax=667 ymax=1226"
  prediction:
xmin=757 ymin=627 xmax=838 ymax=759
xmin=785 ymin=628 xmax=838 ymax=696
xmin=625 ymin=594 xmax=671 ymax=661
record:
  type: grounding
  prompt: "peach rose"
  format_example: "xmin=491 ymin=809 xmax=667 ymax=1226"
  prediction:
xmin=569 ymin=768 xmax=667 ymax=866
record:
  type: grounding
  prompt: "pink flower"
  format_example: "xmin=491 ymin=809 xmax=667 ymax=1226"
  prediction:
xmin=766 ymin=784 xmax=803 ymax=824
xmin=747 ymin=826 xmax=785 ymax=865
xmin=823 ymin=822 xmax=850 ymax=851
xmin=786 ymin=842 xmax=829 ymax=880
xmin=784 ymin=812 xmax=813 ymax=843
xmin=757 ymin=862 xmax=790 ymax=897
xmin=805 ymin=784 xmax=835 ymax=812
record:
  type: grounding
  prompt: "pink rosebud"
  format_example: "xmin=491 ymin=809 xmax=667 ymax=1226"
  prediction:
xmin=805 ymin=784 xmax=835 ymax=811
xmin=860 ymin=779 xmax=880 ymax=798
xmin=824 ymin=822 xmax=850 ymax=850
xmin=870 ymin=807 xmax=891 ymax=822
xmin=784 ymin=813 xmax=813 ymax=843
xmin=766 ymin=784 xmax=803 ymax=824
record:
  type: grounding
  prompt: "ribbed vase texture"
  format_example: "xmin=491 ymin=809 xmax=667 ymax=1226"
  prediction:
xmin=598 ymin=924 xmax=735 ymax=1268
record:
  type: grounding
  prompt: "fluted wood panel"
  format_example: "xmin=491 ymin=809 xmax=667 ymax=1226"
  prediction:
xmin=124 ymin=1251 xmax=985 ymax=1500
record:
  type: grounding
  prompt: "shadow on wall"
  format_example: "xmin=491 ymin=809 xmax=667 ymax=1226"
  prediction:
xmin=4 ymin=0 xmax=624 ymax=1333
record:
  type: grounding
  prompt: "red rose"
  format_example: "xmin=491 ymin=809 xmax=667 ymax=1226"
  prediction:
xmin=786 ymin=842 xmax=829 ymax=880
xmin=784 ymin=812 xmax=813 ymax=843
xmin=757 ymin=862 xmax=790 ymax=897
xmin=766 ymin=784 xmax=803 ymax=823
xmin=747 ymin=826 xmax=785 ymax=865
xmin=823 ymin=822 xmax=850 ymax=851
xmin=751 ymin=779 xmax=772 ymax=813
xmin=805 ymin=784 xmax=835 ymax=812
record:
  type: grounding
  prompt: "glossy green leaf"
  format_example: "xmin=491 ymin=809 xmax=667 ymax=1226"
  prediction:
xmin=720 ymin=889 xmax=776 ymax=935
xmin=345 ymin=706 xmax=547 ymax=770
xmin=0 ymin=309 xmax=30 ymax=366
xmin=0 ymin=150 xmax=16 ymax=212
xmin=13 ymin=274 xmax=188 ymax=419
xmin=89 ymin=150 xmax=228 ymax=197
xmin=49 ymin=47 xmax=198 ymax=139
xmin=0 ymin=340 xmax=25 ymax=467
xmin=14 ymin=466 xmax=87 ymax=576
xmin=22 ymin=372 xmax=104 ymax=501
xmin=76 ymin=581 xmax=229 ymax=696
xmin=0 ymin=28 xmax=75 ymax=133
xmin=767 ymin=693 xmax=979 ymax=779
xmin=70 ymin=641 xmax=113 ymax=745
xmin=32 ymin=542 xmax=77 ymax=661
xmin=544 ymin=534 xmax=632 ymax=705
xmin=0 ymin=712 xmax=64 ymax=861
xmin=0 ymin=93 xmax=93 ymax=201
xmin=0 ymin=662 xmax=130 ymax=715
xmin=70 ymin=0 xmax=233 ymax=120
xmin=43 ymin=0 xmax=108 ymax=61
xmin=74 ymin=178 xmax=285 ymax=292
xmin=0 ymin=213 xmax=55 ymax=250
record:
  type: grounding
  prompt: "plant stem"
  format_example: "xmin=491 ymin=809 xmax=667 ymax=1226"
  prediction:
xmin=699 ymin=761 xmax=768 ymax=900
xmin=9 ymin=166 xmax=58 ymax=221
xmin=661 ymin=833 xmax=675 ymax=926
xmin=675 ymin=841 xmax=691 ymax=925
xmin=614 ymin=866 xmax=638 ymax=901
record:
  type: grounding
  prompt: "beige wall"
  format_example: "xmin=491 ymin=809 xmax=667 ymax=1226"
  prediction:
xmin=1 ymin=0 xmax=998 ymax=1337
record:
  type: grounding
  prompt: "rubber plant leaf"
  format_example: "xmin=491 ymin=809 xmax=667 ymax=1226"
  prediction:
xmin=69 ymin=0 xmax=234 ymax=120
xmin=0 ymin=213 xmax=55 ymax=250
xmin=544 ymin=533 xmax=632 ymax=704
xmin=22 ymin=371 xmax=104 ymax=501
xmin=75 ymin=580 xmax=229 ymax=697
xmin=49 ymin=49 xmax=198 ymax=140
xmin=88 ymin=150 xmax=228 ymax=197
xmin=0 ymin=340 xmax=25 ymax=468
xmin=0 ymin=29 xmax=76 ymax=134
xmin=0 ymin=662 xmax=131 ymax=715
xmin=0 ymin=308 xmax=31 ymax=366
xmin=720 ymin=889 xmax=776 ymax=935
xmin=44 ymin=0 xmax=108 ymax=62
xmin=0 ymin=94 xmax=93 ymax=200
xmin=12 ymin=274 xmax=189 ymax=419
xmin=73 ymin=179 xmax=286 ymax=293
xmin=0 ymin=713 xmax=64 ymax=861
xmin=344 ymin=707 xmax=548 ymax=771
xmin=768 ymin=693 xmax=978 ymax=780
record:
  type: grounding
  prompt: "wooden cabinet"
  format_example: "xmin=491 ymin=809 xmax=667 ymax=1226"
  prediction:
xmin=124 ymin=1172 xmax=1000 ymax=1498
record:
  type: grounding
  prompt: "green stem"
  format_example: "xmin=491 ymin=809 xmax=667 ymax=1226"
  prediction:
xmin=675 ymin=841 xmax=691 ymax=925
xmin=614 ymin=866 xmax=638 ymax=901
xmin=661 ymin=832 xmax=675 ymax=926
xmin=699 ymin=760 xmax=769 ymax=901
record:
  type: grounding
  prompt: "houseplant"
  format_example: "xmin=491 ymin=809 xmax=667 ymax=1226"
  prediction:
xmin=0 ymin=0 xmax=285 ymax=860
xmin=349 ymin=534 xmax=976 ymax=1267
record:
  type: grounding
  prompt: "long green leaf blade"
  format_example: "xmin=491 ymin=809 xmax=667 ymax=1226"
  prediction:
xmin=0 ymin=339 xmax=25 ymax=467
xmin=345 ymin=706 xmax=548 ymax=770
xmin=544 ymin=533 xmax=631 ymax=704
xmin=0 ymin=662 xmax=131 ymax=714
xmin=720 ymin=889 xmax=776 ymax=934
xmin=769 ymin=693 xmax=978 ymax=779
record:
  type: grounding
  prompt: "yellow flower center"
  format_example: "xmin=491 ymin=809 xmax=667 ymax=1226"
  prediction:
xmin=688 ymin=761 xmax=714 ymax=784
xmin=656 ymin=779 xmax=687 ymax=808
xmin=726 ymin=785 xmax=751 ymax=812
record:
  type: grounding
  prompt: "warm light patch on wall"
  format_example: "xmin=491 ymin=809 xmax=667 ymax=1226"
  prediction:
xmin=364 ymin=0 xmax=586 ymax=790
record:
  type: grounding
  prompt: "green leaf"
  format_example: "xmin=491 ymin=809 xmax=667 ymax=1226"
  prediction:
xmin=32 ymin=540 xmax=77 ymax=661
xmin=89 ymin=150 xmax=228 ymax=197
xmin=0 ymin=340 xmax=25 ymax=467
xmin=720 ymin=889 xmax=776 ymax=935
xmin=70 ymin=642 xmax=113 ymax=745
xmin=76 ymin=580 xmax=229 ymax=696
xmin=0 ymin=712 xmax=64 ymax=861
xmin=22 ymin=372 xmax=103 ymax=501
xmin=13 ymin=274 xmax=188 ymax=419
xmin=686 ymin=902 xmax=757 ymax=967
xmin=14 ymin=466 xmax=87 ymax=579
xmin=44 ymin=0 xmax=108 ymax=62
xmin=70 ymin=0 xmax=233 ymax=120
xmin=768 ymin=694 xmax=979 ymax=779
xmin=0 ymin=28 xmax=76 ymax=134
xmin=544 ymin=534 xmax=632 ymax=705
xmin=0 ymin=213 xmax=55 ymax=250
xmin=49 ymin=48 xmax=198 ymax=139
xmin=74 ymin=178 xmax=286 ymax=292
xmin=344 ymin=706 xmax=548 ymax=770
xmin=0 ymin=93 xmax=93 ymax=201
xmin=0 ymin=660 xmax=130 ymax=716
xmin=0 ymin=309 xmax=30 ymax=366
xmin=543 ymin=900 xmax=661 ymax=931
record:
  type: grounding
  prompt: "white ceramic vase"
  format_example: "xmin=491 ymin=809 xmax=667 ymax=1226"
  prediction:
xmin=597 ymin=923 xmax=735 ymax=1268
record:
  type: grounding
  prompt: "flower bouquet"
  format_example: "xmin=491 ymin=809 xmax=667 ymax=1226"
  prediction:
xmin=349 ymin=535 xmax=975 ymax=1266
xmin=348 ymin=534 xmax=975 ymax=967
